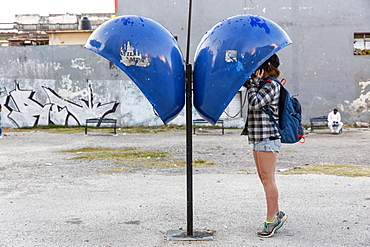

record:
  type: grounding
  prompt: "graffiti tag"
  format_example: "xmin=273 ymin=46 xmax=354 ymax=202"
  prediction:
xmin=3 ymin=81 xmax=119 ymax=127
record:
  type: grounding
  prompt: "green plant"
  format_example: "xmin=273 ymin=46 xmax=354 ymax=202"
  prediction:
xmin=279 ymin=163 xmax=370 ymax=177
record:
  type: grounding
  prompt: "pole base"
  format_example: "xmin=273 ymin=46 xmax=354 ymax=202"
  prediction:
xmin=167 ymin=229 xmax=214 ymax=241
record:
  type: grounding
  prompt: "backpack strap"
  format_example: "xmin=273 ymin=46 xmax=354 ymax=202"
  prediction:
xmin=260 ymin=77 xmax=282 ymax=131
xmin=259 ymin=78 xmax=282 ymax=87
xmin=298 ymin=134 xmax=306 ymax=143
xmin=280 ymin=78 xmax=287 ymax=86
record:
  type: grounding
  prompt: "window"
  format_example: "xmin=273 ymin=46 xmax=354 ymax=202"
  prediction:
xmin=354 ymin=33 xmax=370 ymax=55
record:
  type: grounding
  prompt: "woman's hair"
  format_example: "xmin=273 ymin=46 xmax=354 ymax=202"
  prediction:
xmin=264 ymin=64 xmax=280 ymax=78
xmin=256 ymin=54 xmax=281 ymax=78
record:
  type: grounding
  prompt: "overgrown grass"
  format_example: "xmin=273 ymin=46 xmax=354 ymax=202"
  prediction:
xmin=62 ymin=147 xmax=169 ymax=160
xmin=5 ymin=125 xmax=85 ymax=134
xmin=236 ymin=169 xmax=254 ymax=174
xmin=60 ymin=147 xmax=215 ymax=173
xmin=282 ymin=149 xmax=298 ymax=153
xmin=279 ymin=163 xmax=370 ymax=177
xmin=119 ymin=125 xmax=185 ymax=133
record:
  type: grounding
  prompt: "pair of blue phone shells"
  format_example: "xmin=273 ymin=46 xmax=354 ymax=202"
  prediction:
xmin=85 ymin=14 xmax=292 ymax=125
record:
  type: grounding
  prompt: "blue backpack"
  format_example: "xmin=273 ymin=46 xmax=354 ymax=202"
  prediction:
xmin=262 ymin=78 xmax=305 ymax=143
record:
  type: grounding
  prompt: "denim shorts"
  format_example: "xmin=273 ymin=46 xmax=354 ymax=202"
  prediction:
xmin=253 ymin=138 xmax=281 ymax=152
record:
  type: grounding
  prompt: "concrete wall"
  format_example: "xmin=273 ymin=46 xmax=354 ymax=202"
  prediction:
xmin=0 ymin=44 xmax=243 ymax=128
xmin=119 ymin=0 xmax=370 ymax=125
xmin=1 ymin=1 xmax=369 ymax=128
xmin=0 ymin=45 xmax=188 ymax=128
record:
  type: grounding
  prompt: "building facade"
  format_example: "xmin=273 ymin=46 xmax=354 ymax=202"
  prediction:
xmin=119 ymin=0 xmax=370 ymax=125
xmin=0 ymin=13 xmax=112 ymax=46
xmin=0 ymin=1 xmax=369 ymax=128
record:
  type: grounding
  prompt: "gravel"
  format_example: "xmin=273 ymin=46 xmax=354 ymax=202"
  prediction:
xmin=0 ymin=127 xmax=369 ymax=246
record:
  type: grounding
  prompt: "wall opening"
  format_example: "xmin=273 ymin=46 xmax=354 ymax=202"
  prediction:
xmin=354 ymin=33 xmax=370 ymax=55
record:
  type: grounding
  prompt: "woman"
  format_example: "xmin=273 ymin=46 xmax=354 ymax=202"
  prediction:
xmin=242 ymin=54 xmax=287 ymax=238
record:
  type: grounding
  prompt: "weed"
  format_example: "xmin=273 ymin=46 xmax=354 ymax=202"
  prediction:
xmin=279 ymin=163 xmax=370 ymax=177
xmin=60 ymin=147 xmax=215 ymax=173
xmin=194 ymin=158 xmax=214 ymax=165
xmin=282 ymin=149 xmax=298 ymax=153
xmin=9 ymin=124 xmax=185 ymax=134
xmin=237 ymin=169 xmax=254 ymax=174
xmin=62 ymin=147 xmax=169 ymax=160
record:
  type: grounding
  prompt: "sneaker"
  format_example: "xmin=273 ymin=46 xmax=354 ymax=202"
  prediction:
xmin=277 ymin=211 xmax=288 ymax=222
xmin=257 ymin=217 xmax=283 ymax=238
xmin=275 ymin=211 xmax=287 ymax=232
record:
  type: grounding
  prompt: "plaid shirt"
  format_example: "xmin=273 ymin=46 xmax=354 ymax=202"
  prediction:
xmin=245 ymin=78 xmax=281 ymax=144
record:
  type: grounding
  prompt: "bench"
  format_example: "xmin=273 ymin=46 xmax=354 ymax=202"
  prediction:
xmin=85 ymin=117 xmax=117 ymax=135
xmin=310 ymin=116 xmax=328 ymax=132
xmin=193 ymin=119 xmax=224 ymax=135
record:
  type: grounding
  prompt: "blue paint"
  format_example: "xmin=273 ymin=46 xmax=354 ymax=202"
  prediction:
xmin=89 ymin=40 xmax=101 ymax=49
xmin=250 ymin=16 xmax=270 ymax=34
xmin=236 ymin=61 xmax=244 ymax=71
xmin=193 ymin=14 xmax=292 ymax=124
xmin=85 ymin=15 xmax=185 ymax=124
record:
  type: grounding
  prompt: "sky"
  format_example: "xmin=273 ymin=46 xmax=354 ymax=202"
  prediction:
xmin=0 ymin=0 xmax=115 ymax=23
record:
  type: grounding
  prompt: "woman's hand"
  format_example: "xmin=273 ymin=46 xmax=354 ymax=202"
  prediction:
xmin=245 ymin=69 xmax=264 ymax=88
xmin=255 ymin=69 xmax=264 ymax=78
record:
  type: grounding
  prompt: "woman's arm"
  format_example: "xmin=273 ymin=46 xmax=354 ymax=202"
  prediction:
xmin=247 ymin=80 xmax=279 ymax=109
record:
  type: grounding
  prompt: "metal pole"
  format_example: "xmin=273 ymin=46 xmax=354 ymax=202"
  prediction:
xmin=185 ymin=0 xmax=193 ymax=237
xmin=186 ymin=0 xmax=192 ymax=65
xmin=168 ymin=0 xmax=213 ymax=240
xmin=185 ymin=64 xmax=193 ymax=236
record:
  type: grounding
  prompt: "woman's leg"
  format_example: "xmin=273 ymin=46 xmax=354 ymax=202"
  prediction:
xmin=254 ymin=150 xmax=279 ymax=222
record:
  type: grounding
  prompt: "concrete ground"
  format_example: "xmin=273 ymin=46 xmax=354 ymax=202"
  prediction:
xmin=0 ymin=127 xmax=369 ymax=246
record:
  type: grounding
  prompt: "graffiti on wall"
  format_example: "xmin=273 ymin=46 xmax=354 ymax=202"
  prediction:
xmin=3 ymin=81 xmax=119 ymax=127
xmin=0 ymin=86 xmax=7 ymax=97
